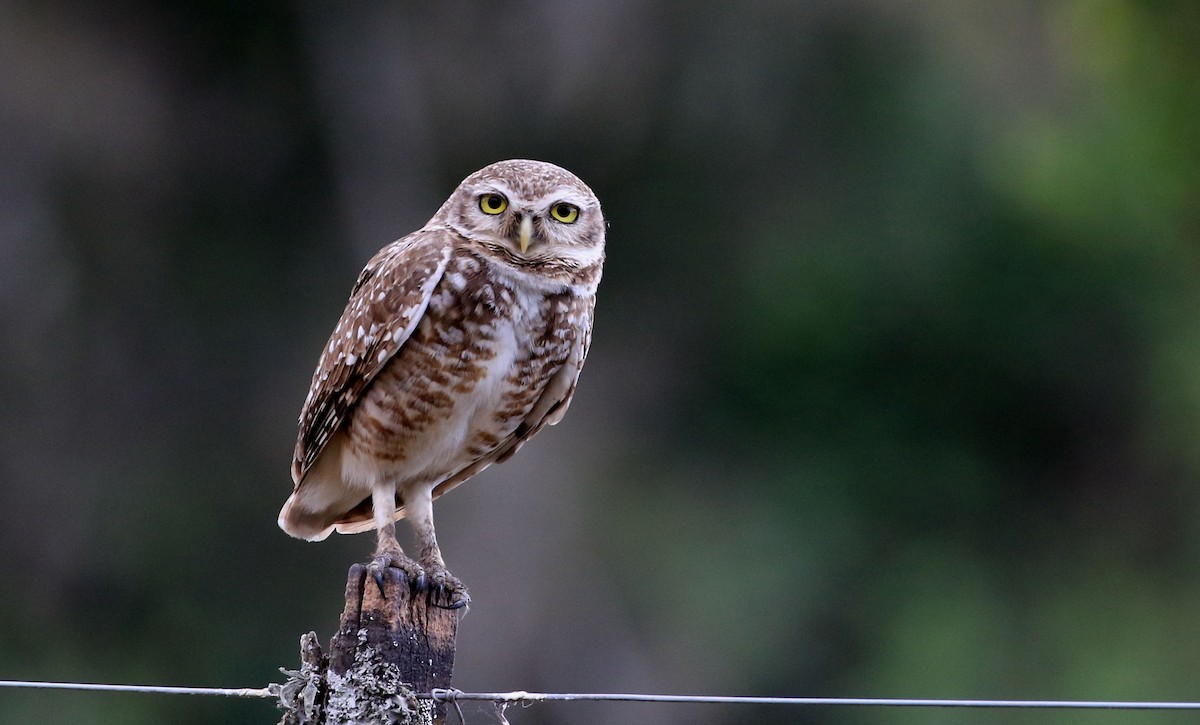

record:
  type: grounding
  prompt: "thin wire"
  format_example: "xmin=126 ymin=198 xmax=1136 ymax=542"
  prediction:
xmin=427 ymin=689 xmax=1200 ymax=711
xmin=3 ymin=680 xmax=1200 ymax=711
xmin=0 ymin=680 xmax=274 ymax=699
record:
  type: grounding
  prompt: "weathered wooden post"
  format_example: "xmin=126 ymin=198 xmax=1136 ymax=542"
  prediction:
xmin=277 ymin=564 xmax=460 ymax=724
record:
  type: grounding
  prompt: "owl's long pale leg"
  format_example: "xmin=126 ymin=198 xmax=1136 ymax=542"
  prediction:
xmin=404 ymin=485 xmax=443 ymax=568
xmin=369 ymin=487 xmax=423 ymax=588
xmin=405 ymin=485 xmax=469 ymax=608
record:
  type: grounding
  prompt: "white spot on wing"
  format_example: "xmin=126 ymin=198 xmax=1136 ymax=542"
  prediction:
xmin=444 ymin=271 xmax=467 ymax=289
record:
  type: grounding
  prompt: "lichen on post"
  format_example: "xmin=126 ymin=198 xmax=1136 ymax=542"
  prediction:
xmin=278 ymin=564 xmax=459 ymax=725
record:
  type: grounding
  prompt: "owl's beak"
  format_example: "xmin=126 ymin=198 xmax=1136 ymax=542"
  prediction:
xmin=518 ymin=214 xmax=533 ymax=254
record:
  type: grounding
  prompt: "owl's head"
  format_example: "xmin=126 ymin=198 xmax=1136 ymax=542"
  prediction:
xmin=433 ymin=160 xmax=605 ymax=272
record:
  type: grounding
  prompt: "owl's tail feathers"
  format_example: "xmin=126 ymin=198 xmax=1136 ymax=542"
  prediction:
xmin=280 ymin=487 xmax=407 ymax=538
xmin=334 ymin=515 xmax=388 ymax=535
xmin=278 ymin=495 xmax=338 ymax=541
xmin=278 ymin=437 xmax=366 ymax=541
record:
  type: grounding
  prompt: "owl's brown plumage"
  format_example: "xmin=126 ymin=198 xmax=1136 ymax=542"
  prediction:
xmin=279 ymin=160 xmax=604 ymax=601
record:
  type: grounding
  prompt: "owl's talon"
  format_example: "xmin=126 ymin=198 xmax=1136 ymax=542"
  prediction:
xmin=428 ymin=584 xmax=469 ymax=609
xmin=431 ymin=590 xmax=470 ymax=610
xmin=367 ymin=550 xmax=423 ymax=599
xmin=421 ymin=567 xmax=469 ymax=609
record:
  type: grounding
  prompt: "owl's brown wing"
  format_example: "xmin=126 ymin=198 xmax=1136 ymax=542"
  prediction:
xmin=291 ymin=228 xmax=453 ymax=484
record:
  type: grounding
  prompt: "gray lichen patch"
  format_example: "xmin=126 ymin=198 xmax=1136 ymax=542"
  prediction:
xmin=322 ymin=629 xmax=429 ymax=724
xmin=277 ymin=631 xmax=329 ymax=725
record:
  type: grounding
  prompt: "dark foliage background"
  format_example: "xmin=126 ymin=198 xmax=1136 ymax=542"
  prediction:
xmin=2 ymin=2 xmax=1199 ymax=723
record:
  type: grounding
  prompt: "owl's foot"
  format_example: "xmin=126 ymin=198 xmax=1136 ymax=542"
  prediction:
xmin=368 ymin=548 xmax=424 ymax=597
xmin=424 ymin=566 xmax=470 ymax=610
xmin=366 ymin=551 xmax=468 ymax=608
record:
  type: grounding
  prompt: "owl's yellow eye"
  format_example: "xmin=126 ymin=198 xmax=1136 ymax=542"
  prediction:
xmin=550 ymin=203 xmax=579 ymax=224
xmin=479 ymin=193 xmax=508 ymax=215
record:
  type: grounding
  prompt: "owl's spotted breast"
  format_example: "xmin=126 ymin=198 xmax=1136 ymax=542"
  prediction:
xmin=338 ymin=247 xmax=585 ymax=507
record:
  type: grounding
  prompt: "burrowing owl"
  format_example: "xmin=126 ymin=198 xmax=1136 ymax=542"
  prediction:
xmin=279 ymin=160 xmax=604 ymax=605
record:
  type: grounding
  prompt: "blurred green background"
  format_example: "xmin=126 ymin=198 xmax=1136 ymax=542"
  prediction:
xmin=1 ymin=2 xmax=1199 ymax=724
